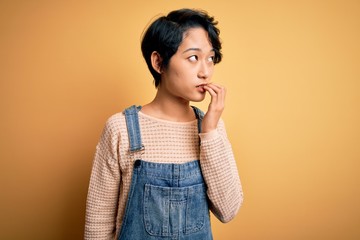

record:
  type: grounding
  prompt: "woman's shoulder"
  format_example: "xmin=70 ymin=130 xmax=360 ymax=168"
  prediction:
xmin=102 ymin=111 xmax=126 ymax=135
xmin=106 ymin=111 xmax=125 ymax=123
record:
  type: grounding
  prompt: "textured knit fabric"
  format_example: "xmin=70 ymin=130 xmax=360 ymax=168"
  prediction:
xmin=85 ymin=110 xmax=244 ymax=240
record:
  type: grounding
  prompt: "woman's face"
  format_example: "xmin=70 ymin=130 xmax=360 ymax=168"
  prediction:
xmin=160 ymin=27 xmax=215 ymax=103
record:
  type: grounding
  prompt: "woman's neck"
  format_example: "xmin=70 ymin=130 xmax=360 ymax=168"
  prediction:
xmin=141 ymin=91 xmax=196 ymax=122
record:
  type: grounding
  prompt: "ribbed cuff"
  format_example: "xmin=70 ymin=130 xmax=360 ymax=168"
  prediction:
xmin=199 ymin=129 xmax=221 ymax=142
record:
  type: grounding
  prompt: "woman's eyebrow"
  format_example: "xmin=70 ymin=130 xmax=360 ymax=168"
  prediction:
xmin=182 ymin=48 xmax=215 ymax=54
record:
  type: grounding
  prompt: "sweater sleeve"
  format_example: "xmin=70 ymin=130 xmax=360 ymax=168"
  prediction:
xmin=85 ymin=115 xmax=121 ymax=240
xmin=199 ymin=119 xmax=244 ymax=223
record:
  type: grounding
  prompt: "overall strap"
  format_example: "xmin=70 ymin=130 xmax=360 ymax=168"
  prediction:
xmin=124 ymin=105 xmax=144 ymax=153
xmin=191 ymin=106 xmax=204 ymax=133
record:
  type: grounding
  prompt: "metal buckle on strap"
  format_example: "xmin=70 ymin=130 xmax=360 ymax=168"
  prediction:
xmin=129 ymin=145 xmax=145 ymax=158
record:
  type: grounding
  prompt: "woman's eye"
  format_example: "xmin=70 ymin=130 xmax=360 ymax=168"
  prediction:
xmin=188 ymin=55 xmax=197 ymax=62
xmin=208 ymin=56 xmax=215 ymax=62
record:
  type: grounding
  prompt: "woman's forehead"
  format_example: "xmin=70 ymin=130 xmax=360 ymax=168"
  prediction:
xmin=179 ymin=28 xmax=213 ymax=52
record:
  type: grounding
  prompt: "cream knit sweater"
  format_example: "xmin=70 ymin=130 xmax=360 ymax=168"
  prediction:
xmin=85 ymin=110 xmax=243 ymax=239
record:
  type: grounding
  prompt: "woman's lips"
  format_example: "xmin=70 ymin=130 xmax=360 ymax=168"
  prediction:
xmin=196 ymin=83 xmax=208 ymax=88
xmin=196 ymin=83 xmax=207 ymax=93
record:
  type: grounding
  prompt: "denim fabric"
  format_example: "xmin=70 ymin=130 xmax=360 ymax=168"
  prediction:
xmin=124 ymin=105 xmax=144 ymax=152
xmin=119 ymin=106 xmax=212 ymax=240
xmin=191 ymin=105 xmax=204 ymax=133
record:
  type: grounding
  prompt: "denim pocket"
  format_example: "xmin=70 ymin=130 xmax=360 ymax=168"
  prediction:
xmin=143 ymin=183 xmax=207 ymax=237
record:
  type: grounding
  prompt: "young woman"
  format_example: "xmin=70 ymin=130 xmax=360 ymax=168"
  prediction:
xmin=85 ymin=8 xmax=244 ymax=240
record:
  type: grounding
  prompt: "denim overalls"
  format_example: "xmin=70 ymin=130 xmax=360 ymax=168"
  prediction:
xmin=118 ymin=105 xmax=213 ymax=240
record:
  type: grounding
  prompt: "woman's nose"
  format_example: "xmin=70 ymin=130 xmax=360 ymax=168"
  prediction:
xmin=198 ymin=61 xmax=211 ymax=80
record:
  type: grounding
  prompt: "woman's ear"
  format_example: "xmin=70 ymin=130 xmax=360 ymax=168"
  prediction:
xmin=151 ymin=51 xmax=162 ymax=74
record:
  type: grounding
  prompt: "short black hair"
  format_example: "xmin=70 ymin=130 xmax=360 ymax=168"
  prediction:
xmin=141 ymin=8 xmax=222 ymax=87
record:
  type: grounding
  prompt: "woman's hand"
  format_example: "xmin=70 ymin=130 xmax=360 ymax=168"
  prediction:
xmin=201 ymin=83 xmax=226 ymax=133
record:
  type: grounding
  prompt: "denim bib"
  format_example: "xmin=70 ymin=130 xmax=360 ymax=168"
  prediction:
xmin=118 ymin=105 xmax=212 ymax=240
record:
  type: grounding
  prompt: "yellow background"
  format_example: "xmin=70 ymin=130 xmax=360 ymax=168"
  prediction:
xmin=1 ymin=0 xmax=359 ymax=239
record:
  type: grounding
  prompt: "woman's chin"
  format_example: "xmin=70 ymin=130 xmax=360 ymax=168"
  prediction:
xmin=191 ymin=94 xmax=206 ymax=102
